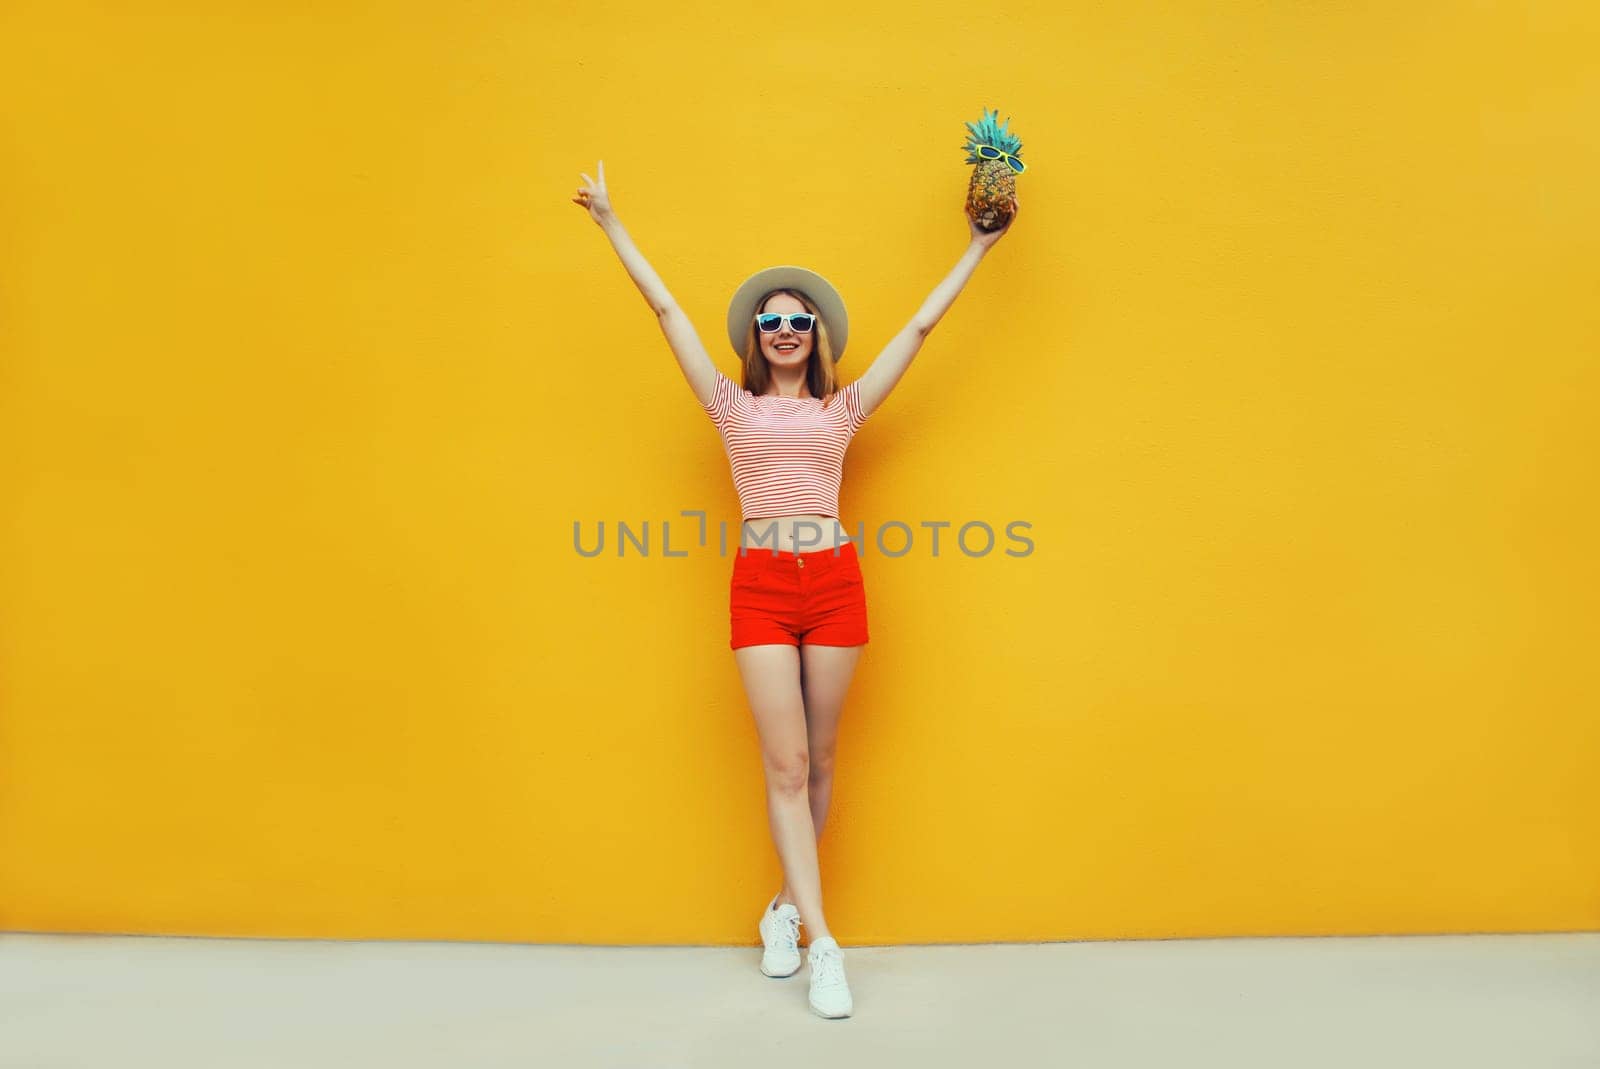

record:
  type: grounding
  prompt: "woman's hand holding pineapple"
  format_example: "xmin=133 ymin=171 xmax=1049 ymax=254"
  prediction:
xmin=968 ymin=195 xmax=1018 ymax=252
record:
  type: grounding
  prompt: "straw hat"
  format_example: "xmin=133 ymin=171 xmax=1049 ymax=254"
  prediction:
xmin=725 ymin=265 xmax=849 ymax=361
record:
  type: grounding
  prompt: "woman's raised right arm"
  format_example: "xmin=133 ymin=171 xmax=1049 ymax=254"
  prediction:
xmin=573 ymin=161 xmax=718 ymax=407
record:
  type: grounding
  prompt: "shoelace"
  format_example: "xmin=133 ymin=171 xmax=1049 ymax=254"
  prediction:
xmin=771 ymin=911 xmax=801 ymax=952
xmin=809 ymin=946 xmax=847 ymax=990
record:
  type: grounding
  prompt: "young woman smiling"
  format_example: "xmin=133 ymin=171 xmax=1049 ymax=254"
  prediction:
xmin=573 ymin=159 xmax=1016 ymax=1018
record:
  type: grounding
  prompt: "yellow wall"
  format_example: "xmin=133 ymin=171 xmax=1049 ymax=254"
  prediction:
xmin=1 ymin=2 xmax=1595 ymax=945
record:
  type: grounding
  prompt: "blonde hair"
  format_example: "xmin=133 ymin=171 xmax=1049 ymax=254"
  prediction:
xmin=740 ymin=288 xmax=843 ymax=403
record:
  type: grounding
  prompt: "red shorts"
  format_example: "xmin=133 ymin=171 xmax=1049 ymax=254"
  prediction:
xmin=729 ymin=540 xmax=870 ymax=649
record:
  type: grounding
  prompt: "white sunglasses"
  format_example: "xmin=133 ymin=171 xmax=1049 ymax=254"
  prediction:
xmin=754 ymin=312 xmax=817 ymax=334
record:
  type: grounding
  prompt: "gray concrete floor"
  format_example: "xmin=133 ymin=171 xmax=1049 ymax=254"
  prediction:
xmin=2 ymin=930 xmax=1596 ymax=1067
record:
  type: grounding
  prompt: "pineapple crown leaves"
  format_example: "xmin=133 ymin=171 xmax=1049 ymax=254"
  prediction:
xmin=962 ymin=106 xmax=1024 ymax=165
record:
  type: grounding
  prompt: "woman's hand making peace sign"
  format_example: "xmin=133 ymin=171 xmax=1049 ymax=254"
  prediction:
xmin=572 ymin=160 xmax=614 ymax=225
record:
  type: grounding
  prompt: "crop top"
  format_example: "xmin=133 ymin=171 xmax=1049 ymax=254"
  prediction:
xmin=699 ymin=369 xmax=872 ymax=521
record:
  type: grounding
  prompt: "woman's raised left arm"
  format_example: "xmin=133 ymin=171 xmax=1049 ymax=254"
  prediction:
xmin=853 ymin=197 xmax=1018 ymax=420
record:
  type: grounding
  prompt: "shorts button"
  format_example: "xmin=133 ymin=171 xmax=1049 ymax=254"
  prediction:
xmin=797 ymin=558 xmax=805 ymax=567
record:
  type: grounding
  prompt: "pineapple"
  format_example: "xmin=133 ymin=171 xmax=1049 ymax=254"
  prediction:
xmin=963 ymin=106 xmax=1025 ymax=231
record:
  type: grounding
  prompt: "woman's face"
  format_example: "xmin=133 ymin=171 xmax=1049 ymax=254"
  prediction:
xmin=757 ymin=293 xmax=815 ymax=370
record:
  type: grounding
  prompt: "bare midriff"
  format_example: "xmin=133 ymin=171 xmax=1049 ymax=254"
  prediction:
xmin=740 ymin=514 xmax=855 ymax=553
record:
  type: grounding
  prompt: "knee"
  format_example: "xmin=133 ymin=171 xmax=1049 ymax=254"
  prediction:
xmin=808 ymin=750 xmax=835 ymax=785
xmin=765 ymin=749 xmax=809 ymax=795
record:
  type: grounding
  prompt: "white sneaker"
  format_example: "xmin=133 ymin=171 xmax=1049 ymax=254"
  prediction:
xmin=758 ymin=893 xmax=802 ymax=977
xmin=806 ymin=937 xmax=853 ymax=1018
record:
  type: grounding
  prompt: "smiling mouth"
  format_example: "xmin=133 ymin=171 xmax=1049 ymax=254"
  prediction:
xmin=775 ymin=343 xmax=799 ymax=351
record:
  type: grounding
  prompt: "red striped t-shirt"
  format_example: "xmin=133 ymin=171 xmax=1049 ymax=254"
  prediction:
xmin=700 ymin=369 xmax=871 ymax=521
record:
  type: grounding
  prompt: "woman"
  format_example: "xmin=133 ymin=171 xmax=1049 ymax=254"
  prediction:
xmin=572 ymin=160 xmax=1016 ymax=1019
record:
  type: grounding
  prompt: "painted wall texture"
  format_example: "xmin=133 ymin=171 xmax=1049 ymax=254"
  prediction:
xmin=1 ymin=2 xmax=1595 ymax=945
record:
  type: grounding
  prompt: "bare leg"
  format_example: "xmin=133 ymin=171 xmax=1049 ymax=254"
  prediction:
xmin=774 ymin=643 xmax=862 ymax=913
xmin=735 ymin=643 xmax=834 ymax=943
